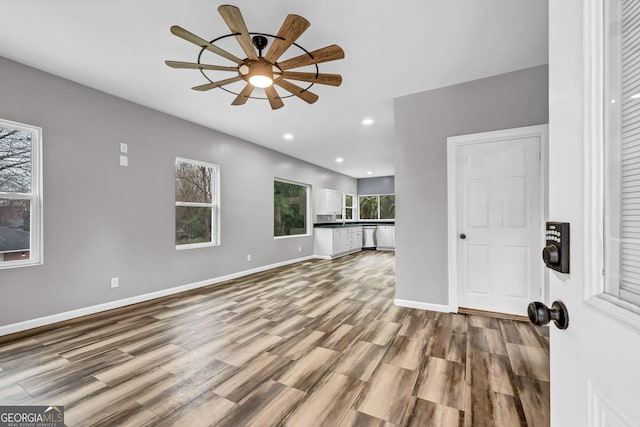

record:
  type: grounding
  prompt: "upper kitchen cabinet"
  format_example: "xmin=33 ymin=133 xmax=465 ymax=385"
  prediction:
xmin=316 ymin=189 xmax=343 ymax=215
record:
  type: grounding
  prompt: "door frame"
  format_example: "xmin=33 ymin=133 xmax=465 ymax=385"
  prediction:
xmin=446 ymin=124 xmax=549 ymax=313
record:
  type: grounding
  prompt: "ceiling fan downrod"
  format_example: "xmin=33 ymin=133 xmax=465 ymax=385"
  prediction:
xmin=252 ymin=35 xmax=268 ymax=58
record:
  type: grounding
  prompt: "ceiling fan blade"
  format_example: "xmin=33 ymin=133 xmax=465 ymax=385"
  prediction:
xmin=165 ymin=60 xmax=237 ymax=72
xmin=170 ymin=26 xmax=243 ymax=65
xmin=192 ymin=76 xmax=242 ymax=91
xmin=231 ymin=83 xmax=255 ymax=105
xmin=277 ymin=44 xmax=345 ymax=71
xmin=218 ymin=5 xmax=258 ymax=60
xmin=264 ymin=86 xmax=284 ymax=110
xmin=275 ymin=79 xmax=319 ymax=104
xmin=280 ymin=71 xmax=342 ymax=86
xmin=264 ymin=14 xmax=311 ymax=63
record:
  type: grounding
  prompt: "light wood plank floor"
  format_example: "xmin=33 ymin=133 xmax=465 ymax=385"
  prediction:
xmin=0 ymin=251 xmax=549 ymax=426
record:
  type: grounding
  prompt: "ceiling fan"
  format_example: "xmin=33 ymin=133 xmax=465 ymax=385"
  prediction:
xmin=165 ymin=4 xmax=345 ymax=110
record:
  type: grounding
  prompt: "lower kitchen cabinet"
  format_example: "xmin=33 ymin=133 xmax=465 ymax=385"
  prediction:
xmin=376 ymin=225 xmax=395 ymax=249
xmin=314 ymin=226 xmax=362 ymax=258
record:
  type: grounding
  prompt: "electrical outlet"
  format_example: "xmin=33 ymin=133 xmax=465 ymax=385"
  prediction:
xmin=119 ymin=155 xmax=128 ymax=167
xmin=298 ymin=246 xmax=302 ymax=253
xmin=110 ymin=277 xmax=119 ymax=288
xmin=247 ymin=254 xmax=251 ymax=262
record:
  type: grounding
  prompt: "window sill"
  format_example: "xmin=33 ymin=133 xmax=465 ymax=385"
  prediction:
xmin=274 ymin=234 xmax=311 ymax=240
xmin=176 ymin=242 xmax=219 ymax=251
xmin=0 ymin=259 xmax=43 ymax=270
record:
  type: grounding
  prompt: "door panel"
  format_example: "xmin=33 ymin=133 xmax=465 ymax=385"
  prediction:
xmin=502 ymin=246 xmax=528 ymax=297
xmin=455 ymin=133 xmax=542 ymax=316
xmin=467 ymin=179 xmax=491 ymax=227
xmin=549 ymin=0 xmax=640 ymax=424
xmin=466 ymin=244 xmax=492 ymax=295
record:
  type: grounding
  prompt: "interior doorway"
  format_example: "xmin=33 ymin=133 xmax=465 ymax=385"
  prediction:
xmin=447 ymin=125 xmax=548 ymax=316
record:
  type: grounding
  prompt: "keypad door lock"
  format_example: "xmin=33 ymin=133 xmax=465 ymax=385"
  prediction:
xmin=543 ymin=222 xmax=570 ymax=273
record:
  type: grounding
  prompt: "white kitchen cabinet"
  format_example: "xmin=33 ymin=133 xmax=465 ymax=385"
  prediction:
xmin=314 ymin=226 xmax=362 ymax=258
xmin=316 ymin=189 xmax=343 ymax=215
xmin=376 ymin=225 xmax=395 ymax=250
xmin=347 ymin=227 xmax=363 ymax=251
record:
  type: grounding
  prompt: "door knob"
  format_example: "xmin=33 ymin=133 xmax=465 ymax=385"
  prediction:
xmin=527 ymin=300 xmax=569 ymax=330
xmin=459 ymin=233 xmax=466 ymax=239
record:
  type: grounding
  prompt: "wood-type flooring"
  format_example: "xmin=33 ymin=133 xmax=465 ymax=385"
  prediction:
xmin=0 ymin=251 xmax=550 ymax=426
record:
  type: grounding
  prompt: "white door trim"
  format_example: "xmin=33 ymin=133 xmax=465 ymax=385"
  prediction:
xmin=446 ymin=124 xmax=549 ymax=313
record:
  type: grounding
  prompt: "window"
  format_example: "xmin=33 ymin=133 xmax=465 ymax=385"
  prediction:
xmin=274 ymin=179 xmax=309 ymax=237
xmin=358 ymin=194 xmax=395 ymax=220
xmin=603 ymin=0 xmax=640 ymax=307
xmin=0 ymin=119 xmax=42 ymax=269
xmin=344 ymin=193 xmax=354 ymax=220
xmin=175 ymin=157 xmax=219 ymax=249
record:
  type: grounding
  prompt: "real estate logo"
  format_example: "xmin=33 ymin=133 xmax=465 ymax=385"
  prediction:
xmin=0 ymin=405 xmax=64 ymax=427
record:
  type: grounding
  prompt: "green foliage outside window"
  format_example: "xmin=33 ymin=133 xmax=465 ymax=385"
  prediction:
xmin=274 ymin=180 xmax=307 ymax=236
xmin=359 ymin=195 xmax=379 ymax=219
xmin=359 ymin=194 xmax=395 ymax=220
xmin=380 ymin=195 xmax=396 ymax=219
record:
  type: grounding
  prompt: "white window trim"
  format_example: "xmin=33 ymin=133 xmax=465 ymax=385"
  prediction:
xmin=175 ymin=157 xmax=220 ymax=250
xmin=0 ymin=119 xmax=43 ymax=270
xmin=274 ymin=177 xmax=311 ymax=239
xmin=357 ymin=193 xmax=395 ymax=221
xmin=584 ymin=0 xmax=640 ymax=331
xmin=342 ymin=193 xmax=356 ymax=222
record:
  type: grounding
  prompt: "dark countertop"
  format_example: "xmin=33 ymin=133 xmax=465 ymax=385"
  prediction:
xmin=314 ymin=221 xmax=395 ymax=228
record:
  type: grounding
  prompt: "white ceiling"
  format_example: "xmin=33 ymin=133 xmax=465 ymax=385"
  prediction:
xmin=0 ymin=0 xmax=548 ymax=178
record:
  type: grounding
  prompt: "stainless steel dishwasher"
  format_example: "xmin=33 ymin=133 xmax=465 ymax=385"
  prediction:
xmin=362 ymin=225 xmax=377 ymax=249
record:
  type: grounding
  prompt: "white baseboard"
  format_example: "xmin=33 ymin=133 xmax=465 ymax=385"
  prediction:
xmin=394 ymin=299 xmax=451 ymax=313
xmin=0 ymin=255 xmax=317 ymax=337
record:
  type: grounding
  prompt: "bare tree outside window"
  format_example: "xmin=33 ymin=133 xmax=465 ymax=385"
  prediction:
xmin=175 ymin=159 xmax=218 ymax=247
xmin=0 ymin=123 xmax=39 ymax=265
xmin=0 ymin=128 xmax=32 ymax=193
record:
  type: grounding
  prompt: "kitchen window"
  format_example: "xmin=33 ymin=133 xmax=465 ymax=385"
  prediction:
xmin=274 ymin=179 xmax=309 ymax=237
xmin=175 ymin=157 xmax=219 ymax=249
xmin=344 ymin=193 xmax=354 ymax=220
xmin=0 ymin=119 xmax=42 ymax=269
xmin=359 ymin=194 xmax=395 ymax=220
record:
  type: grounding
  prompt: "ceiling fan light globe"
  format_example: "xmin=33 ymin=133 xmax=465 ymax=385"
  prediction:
xmin=249 ymin=74 xmax=273 ymax=88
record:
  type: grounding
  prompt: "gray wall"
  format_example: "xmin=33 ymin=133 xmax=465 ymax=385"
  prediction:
xmin=357 ymin=176 xmax=395 ymax=195
xmin=0 ymin=56 xmax=356 ymax=327
xmin=394 ymin=65 xmax=548 ymax=306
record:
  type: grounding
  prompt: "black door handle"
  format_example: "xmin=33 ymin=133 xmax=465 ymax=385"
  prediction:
xmin=527 ymin=301 xmax=569 ymax=330
xmin=459 ymin=233 xmax=466 ymax=239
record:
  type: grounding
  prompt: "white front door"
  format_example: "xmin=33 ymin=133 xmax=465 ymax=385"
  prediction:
xmin=448 ymin=126 xmax=545 ymax=316
xmin=549 ymin=0 xmax=640 ymax=425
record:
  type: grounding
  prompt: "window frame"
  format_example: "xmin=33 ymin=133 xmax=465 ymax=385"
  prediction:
xmin=0 ymin=119 xmax=43 ymax=270
xmin=175 ymin=157 xmax=220 ymax=250
xmin=584 ymin=0 xmax=640 ymax=329
xmin=358 ymin=193 xmax=395 ymax=221
xmin=273 ymin=178 xmax=311 ymax=239
xmin=343 ymin=193 xmax=355 ymax=221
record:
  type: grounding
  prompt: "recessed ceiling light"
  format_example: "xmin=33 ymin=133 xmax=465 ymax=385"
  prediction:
xmin=366 ymin=171 xmax=373 ymax=175
xmin=283 ymin=133 xmax=294 ymax=140
xmin=362 ymin=118 xmax=374 ymax=125
xmin=336 ymin=157 xmax=344 ymax=163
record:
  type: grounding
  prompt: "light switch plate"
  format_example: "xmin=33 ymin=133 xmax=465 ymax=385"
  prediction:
xmin=120 ymin=143 xmax=128 ymax=153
